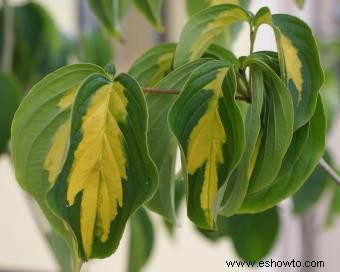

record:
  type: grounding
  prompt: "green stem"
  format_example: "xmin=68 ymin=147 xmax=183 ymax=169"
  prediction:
xmin=319 ymin=158 xmax=340 ymax=186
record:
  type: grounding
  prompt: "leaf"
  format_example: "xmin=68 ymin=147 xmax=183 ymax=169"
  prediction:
xmin=217 ymin=65 xmax=264 ymax=216
xmin=129 ymin=43 xmax=176 ymax=87
xmin=46 ymin=71 xmax=158 ymax=259
xmin=128 ymin=208 xmax=154 ymax=272
xmin=0 ymin=73 xmax=21 ymax=154
xmin=294 ymin=0 xmax=306 ymax=8
xmin=88 ymin=0 xmax=131 ymax=39
xmin=81 ymin=31 xmax=113 ymax=67
xmin=169 ymin=60 xmax=245 ymax=229
xmin=129 ymin=43 xmax=210 ymax=223
xmin=132 ymin=0 xmax=163 ymax=30
xmin=326 ymin=185 xmax=340 ymax=227
xmin=0 ymin=2 xmax=62 ymax=87
xmin=174 ymin=4 xmax=251 ymax=68
xmin=253 ymin=8 xmax=324 ymax=129
xmin=185 ymin=0 xmax=251 ymax=47
xmin=292 ymin=154 xmax=331 ymax=214
xmin=236 ymin=57 xmax=293 ymax=197
xmin=12 ymin=64 xmax=103 ymax=267
xmin=203 ymin=43 xmax=238 ymax=65
xmin=240 ymin=95 xmax=326 ymax=213
xmin=228 ymin=207 xmax=279 ymax=261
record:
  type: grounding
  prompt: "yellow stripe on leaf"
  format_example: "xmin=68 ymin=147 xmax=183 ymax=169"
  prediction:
xmin=187 ymin=68 xmax=227 ymax=224
xmin=44 ymin=87 xmax=78 ymax=183
xmin=189 ymin=9 xmax=249 ymax=62
xmin=66 ymin=82 xmax=128 ymax=257
xmin=280 ymin=34 xmax=303 ymax=101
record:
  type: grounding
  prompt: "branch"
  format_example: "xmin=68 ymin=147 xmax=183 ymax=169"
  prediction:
xmin=1 ymin=0 xmax=14 ymax=72
xmin=141 ymin=87 xmax=251 ymax=102
xmin=319 ymin=158 xmax=340 ymax=186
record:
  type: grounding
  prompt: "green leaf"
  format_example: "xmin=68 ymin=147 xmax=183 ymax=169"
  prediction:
xmin=132 ymin=0 xmax=163 ymax=31
xmin=326 ymin=186 xmax=340 ymax=227
xmin=174 ymin=4 xmax=251 ymax=68
xmin=47 ymin=230 xmax=74 ymax=272
xmin=88 ymin=0 xmax=131 ymax=39
xmin=0 ymin=2 xmax=61 ymax=87
xmin=253 ymin=8 xmax=324 ymax=129
xmin=169 ymin=60 xmax=245 ymax=229
xmin=228 ymin=207 xmax=279 ymax=261
xmin=240 ymin=95 xmax=326 ymax=213
xmin=45 ymin=71 xmax=157 ymax=259
xmin=203 ymin=43 xmax=238 ymax=64
xmin=0 ymin=73 xmax=21 ymax=154
xmin=129 ymin=43 xmax=176 ymax=87
xmin=80 ymin=31 xmax=113 ymax=67
xmin=293 ymin=155 xmax=331 ymax=214
xmin=294 ymin=0 xmax=306 ymax=8
xmin=130 ymin=43 xmax=210 ymax=223
xmin=217 ymin=65 xmax=264 ymax=216
xmin=245 ymin=57 xmax=294 ymax=195
xmin=185 ymin=0 xmax=251 ymax=47
xmin=12 ymin=64 xmax=103 ymax=268
xmin=128 ymin=208 xmax=154 ymax=272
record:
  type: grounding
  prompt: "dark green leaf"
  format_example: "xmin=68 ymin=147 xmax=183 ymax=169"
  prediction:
xmin=241 ymin=96 xmax=326 ymax=213
xmin=228 ymin=207 xmax=279 ymax=261
xmin=128 ymin=208 xmax=154 ymax=272
xmin=133 ymin=0 xmax=163 ymax=30
xmin=88 ymin=0 xmax=131 ymax=38
xmin=0 ymin=73 xmax=21 ymax=154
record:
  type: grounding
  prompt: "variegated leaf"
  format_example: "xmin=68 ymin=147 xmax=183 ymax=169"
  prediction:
xmin=169 ymin=60 xmax=245 ymax=229
xmin=253 ymin=8 xmax=324 ymax=129
xmin=174 ymin=4 xmax=251 ymax=67
xmin=46 ymin=72 xmax=157 ymax=259
xmin=11 ymin=64 xmax=105 ymax=268
xmin=129 ymin=43 xmax=210 ymax=223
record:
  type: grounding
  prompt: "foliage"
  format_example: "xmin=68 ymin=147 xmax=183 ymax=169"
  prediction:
xmin=0 ymin=1 xmax=337 ymax=272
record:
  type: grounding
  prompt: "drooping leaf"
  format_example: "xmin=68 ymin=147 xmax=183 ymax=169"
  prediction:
xmin=228 ymin=207 xmax=279 ymax=261
xmin=292 ymin=153 xmax=331 ymax=214
xmin=246 ymin=60 xmax=294 ymax=194
xmin=326 ymin=185 xmax=340 ymax=227
xmin=217 ymin=66 xmax=264 ymax=216
xmin=128 ymin=208 xmax=154 ymax=272
xmin=174 ymin=4 xmax=251 ymax=68
xmin=169 ymin=60 xmax=245 ymax=229
xmin=129 ymin=43 xmax=210 ymax=223
xmin=88 ymin=0 xmax=131 ymax=39
xmin=0 ymin=73 xmax=21 ymax=154
xmin=132 ymin=0 xmax=163 ymax=30
xmin=12 ymin=64 xmax=104 ymax=268
xmin=46 ymin=71 xmax=158 ymax=259
xmin=294 ymin=0 xmax=306 ymax=8
xmin=241 ymin=96 xmax=326 ymax=213
xmin=253 ymin=8 xmax=324 ymax=129
xmin=0 ymin=2 xmax=62 ymax=88
xmin=80 ymin=31 xmax=113 ymax=67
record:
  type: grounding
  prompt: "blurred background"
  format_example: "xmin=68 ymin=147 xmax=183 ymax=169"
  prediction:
xmin=1 ymin=0 xmax=340 ymax=271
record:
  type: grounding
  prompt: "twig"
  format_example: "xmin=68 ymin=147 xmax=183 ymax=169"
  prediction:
xmin=1 ymin=0 xmax=14 ymax=72
xmin=142 ymin=87 xmax=251 ymax=102
xmin=319 ymin=158 xmax=340 ymax=186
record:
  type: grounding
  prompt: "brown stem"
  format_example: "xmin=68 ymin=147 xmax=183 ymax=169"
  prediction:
xmin=142 ymin=87 xmax=251 ymax=103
